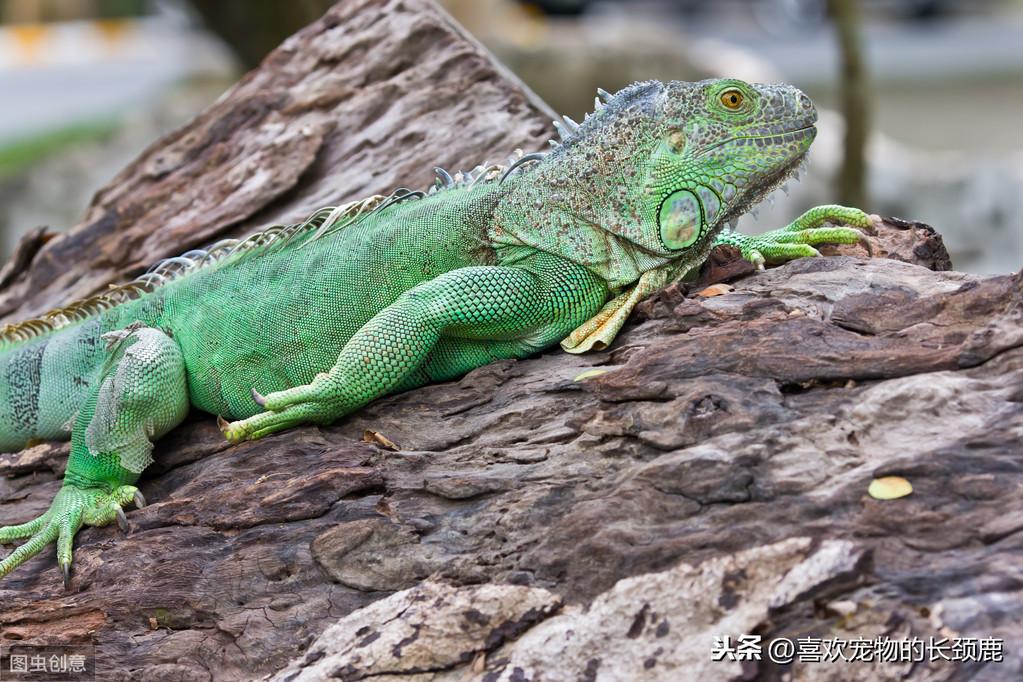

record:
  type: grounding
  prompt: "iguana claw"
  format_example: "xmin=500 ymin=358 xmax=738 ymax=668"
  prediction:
xmin=219 ymin=414 xmax=247 ymax=443
xmin=115 ymin=507 xmax=129 ymax=534
xmin=251 ymin=387 xmax=267 ymax=408
xmin=62 ymin=563 xmax=71 ymax=591
xmin=858 ymin=232 xmax=875 ymax=256
xmin=134 ymin=490 xmax=147 ymax=508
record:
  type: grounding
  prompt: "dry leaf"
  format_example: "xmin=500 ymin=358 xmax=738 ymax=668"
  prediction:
xmin=868 ymin=476 xmax=913 ymax=500
xmin=696 ymin=283 xmax=733 ymax=297
xmin=573 ymin=369 xmax=609 ymax=381
xmin=361 ymin=430 xmax=399 ymax=451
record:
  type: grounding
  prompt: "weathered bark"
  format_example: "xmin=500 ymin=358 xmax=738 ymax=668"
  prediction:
xmin=1 ymin=2 xmax=1021 ymax=681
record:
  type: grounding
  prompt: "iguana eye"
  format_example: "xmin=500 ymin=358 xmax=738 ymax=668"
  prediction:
xmin=720 ymin=89 xmax=744 ymax=110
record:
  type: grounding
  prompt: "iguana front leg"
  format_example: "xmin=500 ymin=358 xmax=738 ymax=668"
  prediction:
xmin=558 ymin=205 xmax=871 ymax=354
xmin=0 ymin=325 xmax=188 ymax=589
xmin=714 ymin=204 xmax=872 ymax=269
xmin=560 ymin=266 xmax=681 ymax=355
xmin=221 ymin=255 xmax=607 ymax=442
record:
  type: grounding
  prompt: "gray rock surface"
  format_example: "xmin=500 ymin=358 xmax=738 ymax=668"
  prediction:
xmin=272 ymin=538 xmax=863 ymax=681
xmin=0 ymin=1 xmax=1021 ymax=681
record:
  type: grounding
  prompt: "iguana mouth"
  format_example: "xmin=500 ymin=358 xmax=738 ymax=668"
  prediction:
xmin=699 ymin=123 xmax=817 ymax=156
xmin=748 ymin=123 xmax=817 ymax=142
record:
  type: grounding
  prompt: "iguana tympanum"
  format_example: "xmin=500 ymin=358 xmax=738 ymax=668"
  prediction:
xmin=0 ymin=79 xmax=870 ymax=588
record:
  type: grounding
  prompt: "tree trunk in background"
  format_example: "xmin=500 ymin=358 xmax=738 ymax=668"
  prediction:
xmin=830 ymin=0 xmax=870 ymax=209
xmin=189 ymin=0 xmax=337 ymax=69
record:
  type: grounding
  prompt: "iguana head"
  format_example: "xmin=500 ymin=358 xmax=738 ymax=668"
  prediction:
xmin=633 ymin=78 xmax=816 ymax=249
xmin=494 ymin=78 xmax=817 ymax=287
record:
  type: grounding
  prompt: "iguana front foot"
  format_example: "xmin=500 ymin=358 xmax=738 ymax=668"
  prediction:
xmin=0 ymin=483 xmax=143 ymax=590
xmin=715 ymin=204 xmax=872 ymax=270
xmin=560 ymin=268 xmax=673 ymax=354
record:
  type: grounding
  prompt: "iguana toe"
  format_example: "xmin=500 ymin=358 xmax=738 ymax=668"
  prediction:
xmin=221 ymin=402 xmax=333 ymax=443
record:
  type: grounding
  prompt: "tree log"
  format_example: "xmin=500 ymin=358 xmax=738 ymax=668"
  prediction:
xmin=0 ymin=1 xmax=1020 ymax=680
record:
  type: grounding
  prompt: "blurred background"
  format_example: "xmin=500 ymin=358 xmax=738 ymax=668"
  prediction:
xmin=0 ymin=0 xmax=1020 ymax=273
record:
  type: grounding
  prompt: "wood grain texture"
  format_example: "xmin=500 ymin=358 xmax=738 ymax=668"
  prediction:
xmin=1 ymin=2 xmax=1021 ymax=680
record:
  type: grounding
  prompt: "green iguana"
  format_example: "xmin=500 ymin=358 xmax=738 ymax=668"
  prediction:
xmin=0 ymin=79 xmax=870 ymax=589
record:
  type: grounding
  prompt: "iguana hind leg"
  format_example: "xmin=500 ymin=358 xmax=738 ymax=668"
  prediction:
xmin=222 ymin=257 xmax=606 ymax=442
xmin=0 ymin=325 xmax=187 ymax=589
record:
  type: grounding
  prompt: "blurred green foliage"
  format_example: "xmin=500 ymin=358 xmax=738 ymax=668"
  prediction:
xmin=0 ymin=120 xmax=116 ymax=179
xmin=0 ymin=0 xmax=148 ymax=23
